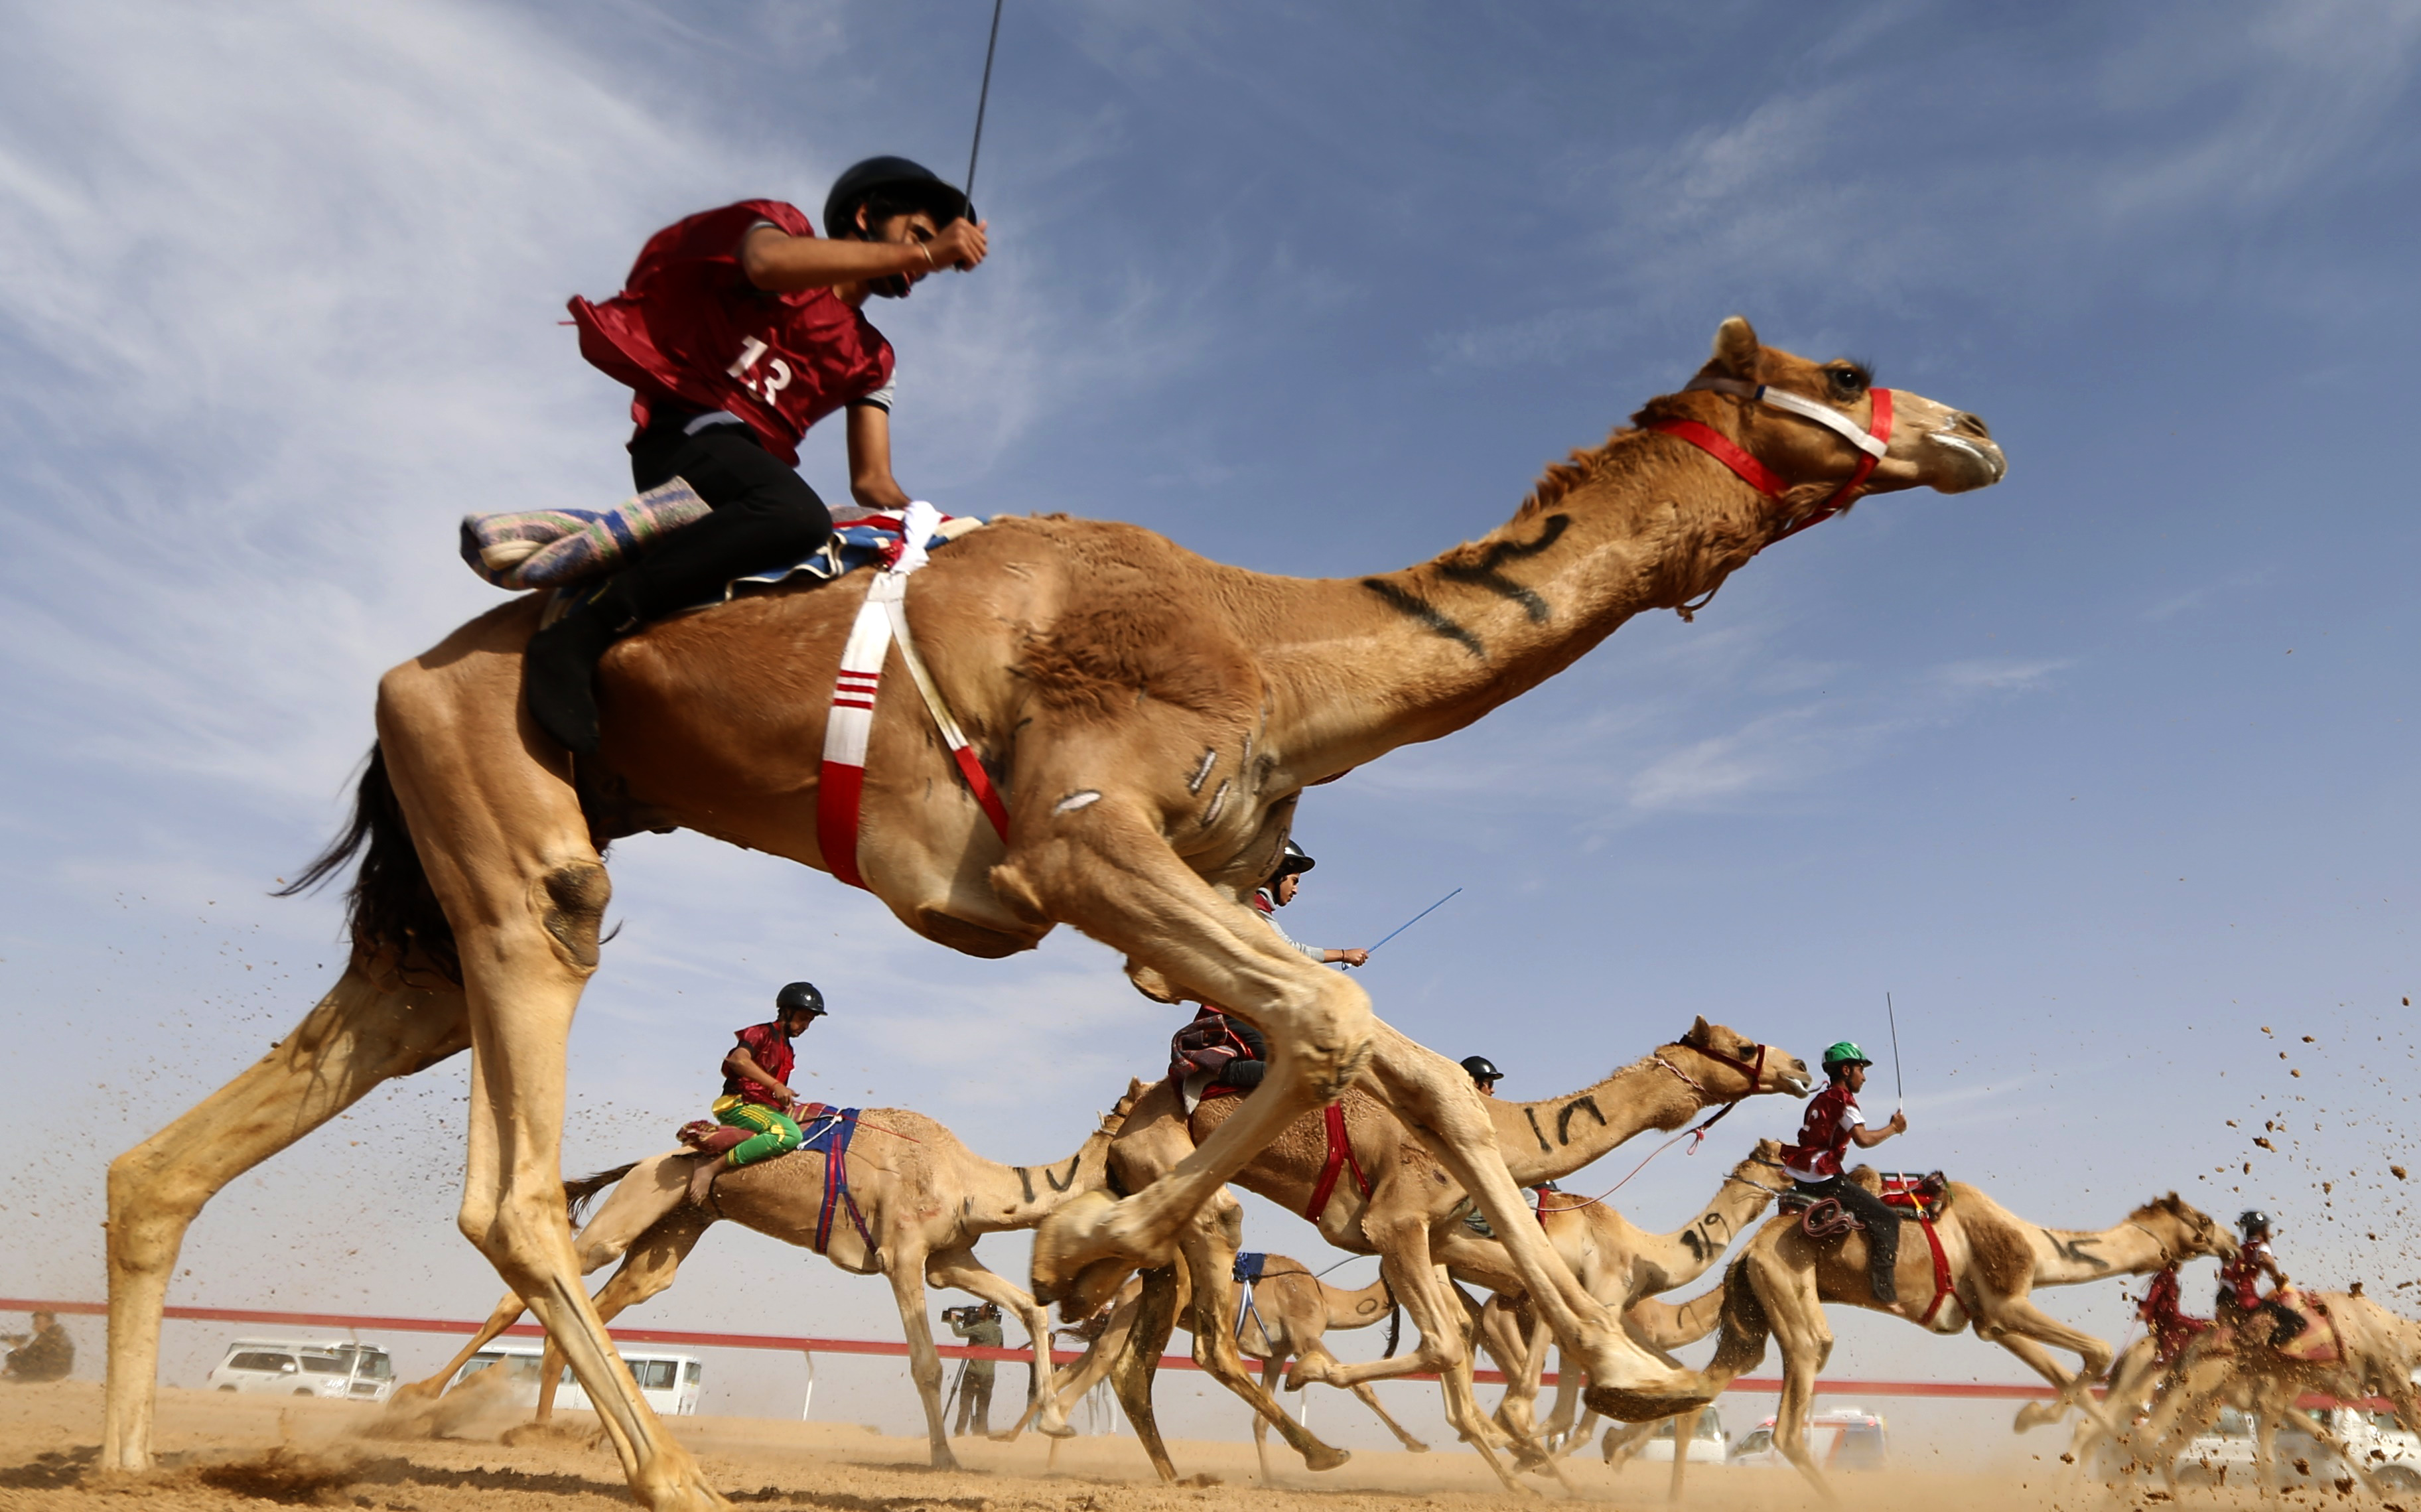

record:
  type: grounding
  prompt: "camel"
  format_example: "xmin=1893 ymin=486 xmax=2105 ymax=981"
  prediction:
xmin=1492 ymin=1137 xmax=1790 ymax=1447
xmin=389 ymin=1085 xmax=1139 ymax=1468
xmin=1034 ymin=1253 xmax=1428 ymax=1482
xmin=1087 ymin=1020 xmax=1809 ymax=1489
xmin=1683 ymin=1180 xmax=2233 ymax=1500
xmin=2126 ymin=1289 xmax=2421 ymax=1495
xmin=102 ymin=317 xmax=2006 ymax=1509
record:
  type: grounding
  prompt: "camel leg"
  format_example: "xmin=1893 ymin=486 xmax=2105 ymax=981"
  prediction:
xmin=1756 ymin=1261 xmax=1839 ymax=1505
xmin=530 ymin=1209 xmax=712 ymax=1424
xmin=378 ymin=646 xmax=719 ymax=1512
xmin=1358 ymin=1022 xmax=1699 ymax=1418
xmin=399 ymin=1288 xmax=535 ymax=1404
xmin=403 ymin=1155 xmax=698 ymax=1404
xmin=1253 ymin=1354 xmax=1280 ymax=1481
xmin=1665 ymin=1407 xmax=1701 ymax=1503
xmin=1174 ymin=1205 xmax=1351 ymax=1471
xmin=1288 ymin=1338 xmax=1428 ymax=1452
xmin=920 ymin=1246 xmax=1070 ymax=1440
xmin=867 ymin=1241 xmax=959 ymax=1468
xmin=103 ymin=963 xmax=469 ymax=1470
xmin=1106 ymin=1265 xmax=1184 ymax=1483
xmin=1603 ymin=1417 xmax=1655 ymax=1467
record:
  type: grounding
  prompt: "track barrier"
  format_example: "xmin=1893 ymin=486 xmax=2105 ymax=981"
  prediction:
xmin=8 ymin=1297 xmax=2386 ymax=1410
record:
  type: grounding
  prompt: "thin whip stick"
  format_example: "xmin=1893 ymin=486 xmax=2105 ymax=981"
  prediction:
xmin=964 ymin=0 xmax=1005 ymax=201
xmin=1886 ymin=991 xmax=1905 ymax=1115
xmin=1366 ymin=888 xmax=1462 ymax=954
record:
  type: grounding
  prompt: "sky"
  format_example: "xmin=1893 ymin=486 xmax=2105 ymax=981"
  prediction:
xmin=2 ymin=0 xmax=2420 ymax=1462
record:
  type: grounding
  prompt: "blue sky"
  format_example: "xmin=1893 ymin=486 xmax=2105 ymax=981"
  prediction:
xmin=3 ymin=0 xmax=2419 ymax=1455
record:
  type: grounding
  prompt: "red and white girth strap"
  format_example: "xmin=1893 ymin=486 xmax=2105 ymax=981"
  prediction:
xmin=815 ymin=501 xmax=1010 ymax=890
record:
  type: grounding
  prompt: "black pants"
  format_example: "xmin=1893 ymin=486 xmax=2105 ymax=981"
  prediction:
xmin=1797 ymin=1177 xmax=1901 ymax=1302
xmin=622 ymin=416 xmax=834 ymax=620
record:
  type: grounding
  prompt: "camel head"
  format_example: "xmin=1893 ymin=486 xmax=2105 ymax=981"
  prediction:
xmin=1641 ymin=316 xmax=2006 ymax=527
xmin=1673 ymin=1016 xmax=1813 ymax=1100
xmin=2130 ymin=1192 xmax=2237 ymax=1265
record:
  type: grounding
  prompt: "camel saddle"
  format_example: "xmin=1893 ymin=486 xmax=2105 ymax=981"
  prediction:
xmin=1779 ymin=1170 xmax=1952 ymax=1233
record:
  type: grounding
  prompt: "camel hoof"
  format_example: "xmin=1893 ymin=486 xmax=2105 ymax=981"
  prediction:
xmin=1300 ymin=1442 xmax=1351 ymax=1472
xmin=1583 ymin=1385 xmax=1714 ymax=1423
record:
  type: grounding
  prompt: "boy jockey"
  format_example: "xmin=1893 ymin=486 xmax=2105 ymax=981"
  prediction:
xmin=681 ymin=981 xmax=829 ymax=1202
xmin=1254 ymin=841 xmax=1368 ymax=968
xmin=1779 ymin=1042 xmax=1911 ymax=1306
xmin=2219 ymin=1210 xmax=2306 ymax=1345
xmin=1461 ymin=1056 xmax=1503 ymax=1095
xmin=530 ymin=157 xmax=991 ymax=755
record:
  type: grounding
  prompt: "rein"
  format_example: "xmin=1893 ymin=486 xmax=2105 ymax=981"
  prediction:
xmin=1649 ymin=377 xmax=1896 ymax=542
xmin=1541 ymin=1045 xmax=1777 ymax=1214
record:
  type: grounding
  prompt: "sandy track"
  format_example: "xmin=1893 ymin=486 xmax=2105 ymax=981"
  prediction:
xmin=0 ymin=1381 xmax=2187 ymax=1511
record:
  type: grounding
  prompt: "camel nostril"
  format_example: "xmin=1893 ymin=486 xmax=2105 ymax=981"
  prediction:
xmin=1957 ymin=412 xmax=1992 ymax=441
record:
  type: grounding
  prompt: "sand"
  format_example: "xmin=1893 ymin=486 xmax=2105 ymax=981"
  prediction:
xmin=0 ymin=1381 xmax=2254 ymax=1512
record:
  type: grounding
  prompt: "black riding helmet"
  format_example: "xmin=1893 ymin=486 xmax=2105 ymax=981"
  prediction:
xmin=1269 ymin=840 xmax=1316 ymax=888
xmin=823 ymin=156 xmax=972 ymax=299
xmin=776 ymin=981 xmax=828 ymax=1020
xmin=2239 ymin=1209 xmax=2273 ymax=1236
xmin=1461 ymin=1055 xmax=1502 ymax=1087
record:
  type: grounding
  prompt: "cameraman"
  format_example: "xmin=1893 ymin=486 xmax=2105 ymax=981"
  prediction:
xmin=943 ymin=1302 xmax=1003 ymax=1437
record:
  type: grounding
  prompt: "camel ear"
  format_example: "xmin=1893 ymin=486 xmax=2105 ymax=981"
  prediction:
xmin=1710 ymin=316 xmax=1760 ymax=379
xmin=1687 ymin=1014 xmax=1712 ymax=1044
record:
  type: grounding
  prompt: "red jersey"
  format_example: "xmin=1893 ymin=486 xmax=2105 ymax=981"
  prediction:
xmin=721 ymin=1022 xmax=797 ymax=1109
xmin=568 ymin=200 xmax=894 ymax=466
xmin=2218 ymin=1239 xmax=2274 ymax=1310
xmin=2138 ymin=1266 xmax=2211 ymax=1364
xmin=1780 ymin=1081 xmax=1864 ymax=1181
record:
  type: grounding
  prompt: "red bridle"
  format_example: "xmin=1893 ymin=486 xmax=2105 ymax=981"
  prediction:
xmin=1656 ymin=1038 xmax=1771 ymax=1145
xmin=1649 ymin=377 xmax=1895 ymax=541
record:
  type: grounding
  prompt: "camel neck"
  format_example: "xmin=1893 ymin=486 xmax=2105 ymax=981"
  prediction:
xmin=1627 ymin=1150 xmax=1781 ymax=1298
xmin=1253 ymin=416 xmax=1773 ymax=786
xmin=1487 ymin=1050 xmax=1715 ymax=1187
xmin=971 ymin=1123 xmax=1118 ymax=1231
xmin=2031 ymin=1215 xmax=2184 ymax=1288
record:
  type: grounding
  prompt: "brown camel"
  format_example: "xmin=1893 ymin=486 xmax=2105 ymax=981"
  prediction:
xmin=1090 ymin=1021 xmax=1809 ymax=1489
xmin=1493 ymin=1137 xmax=1789 ymax=1446
xmin=1685 ymin=1180 xmax=2233 ymax=1501
xmin=102 ymin=318 xmax=2005 ymax=1509
xmin=2128 ymin=1289 xmax=2421 ymax=1495
xmin=391 ymin=1087 xmax=1138 ymax=1468
xmin=1036 ymin=1253 xmax=1428 ymax=1482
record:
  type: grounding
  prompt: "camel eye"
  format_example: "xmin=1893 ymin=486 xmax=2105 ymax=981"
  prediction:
xmin=1827 ymin=366 xmax=1869 ymax=399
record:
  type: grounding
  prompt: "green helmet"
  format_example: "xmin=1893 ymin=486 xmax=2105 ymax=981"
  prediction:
xmin=1821 ymin=1041 xmax=1872 ymax=1072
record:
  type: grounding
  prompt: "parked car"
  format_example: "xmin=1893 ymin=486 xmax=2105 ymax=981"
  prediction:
xmin=205 ymin=1340 xmax=396 ymax=1402
xmin=446 ymin=1344 xmax=702 ymax=1416
xmin=1729 ymin=1407 xmax=1889 ymax=1470
xmin=1622 ymin=1407 xmax=1728 ymax=1464
xmin=2176 ymin=1405 xmax=2421 ymax=1489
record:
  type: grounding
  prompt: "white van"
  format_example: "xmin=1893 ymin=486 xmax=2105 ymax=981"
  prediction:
xmin=205 ymin=1340 xmax=396 ymax=1403
xmin=2177 ymin=1405 xmax=2421 ymax=1490
xmin=1626 ymin=1407 xmax=1728 ymax=1464
xmin=1730 ymin=1407 xmax=1889 ymax=1470
xmin=447 ymin=1344 xmax=702 ymax=1416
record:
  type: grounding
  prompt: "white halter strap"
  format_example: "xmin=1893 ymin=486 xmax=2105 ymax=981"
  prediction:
xmin=1683 ymin=375 xmax=1890 ymax=458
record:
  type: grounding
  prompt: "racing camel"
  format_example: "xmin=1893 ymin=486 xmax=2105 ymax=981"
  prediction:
xmin=2127 ymin=1286 xmax=2421 ymax=1495
xmin=1089 ymin=1022 xmax=1808 ymax=1489
xmin=1683 ymin=1182 xmax=2232 ymax=1500
xmin=103 ymin=318 xmax=2006 ymax=1510
xmin=387 ymin=1085 xmax=1141 ymax=1469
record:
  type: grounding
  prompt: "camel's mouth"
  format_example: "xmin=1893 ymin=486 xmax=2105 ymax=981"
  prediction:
xmin=1923 ymin=426 xmax=2008 ymax=491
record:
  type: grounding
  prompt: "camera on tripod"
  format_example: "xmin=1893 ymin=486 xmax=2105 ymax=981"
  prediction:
xmin=940 ymin=1303 xmax=997 ymax=1325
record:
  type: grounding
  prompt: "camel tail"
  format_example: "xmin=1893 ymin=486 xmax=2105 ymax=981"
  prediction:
xmin=1382 ymin=1280 xmax=1401 ymax=1359
xmin=275 ymin=742 xmax=460 ymax=984
xmin=1704 ymin=1257 xmax=1771 ymax=1381
xmin=564 ymin=1163 xmax=642 ymax=1225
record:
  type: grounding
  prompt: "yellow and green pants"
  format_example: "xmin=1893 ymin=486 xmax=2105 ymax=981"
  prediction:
xmin=712 ymin=1095 xmax=803 ymax=1168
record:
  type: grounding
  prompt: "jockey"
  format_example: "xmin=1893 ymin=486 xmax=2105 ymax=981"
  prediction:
xmin=1778 ymin=1042 xmax=1911 ymax=1307
xmin=681 ymin=981 xmax=829 ymax=1202
xmin=2219 ymin=1210 xmax=2306 ymax=1345
xmin=1462 ymin=1056 xmax=1503 ymax=1096
xmin=1253 ymin=842 xmax=1369 ymax=969
xmin=529 ymin=158 xmax=991 ymax=755
xmin=2138 ymin=1265 xmax=2212 ymax=1365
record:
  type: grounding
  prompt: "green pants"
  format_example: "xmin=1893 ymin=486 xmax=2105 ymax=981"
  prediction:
xmin=713 ymin=1097 xmax=802 ymax=1168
